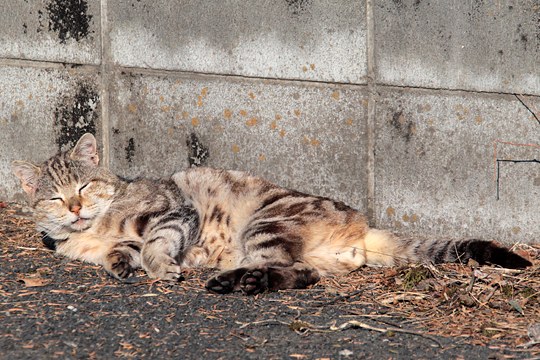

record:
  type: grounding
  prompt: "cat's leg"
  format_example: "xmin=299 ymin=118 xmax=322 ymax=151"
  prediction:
xmin=206 ymin=228 xmax=320 ymax=294
xmin=55 ymin=234 xmax=141 ymax=279
xmin=206 ymin=261 xmax=320 ymax=295
xmin=141 ymin=207 xmax=199 ymax=281
xmin=104 ymin=240 xmax=141 ymax=279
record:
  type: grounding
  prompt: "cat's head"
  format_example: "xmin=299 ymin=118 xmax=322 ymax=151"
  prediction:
xmin=12 ymin=133 xmax=118 ymax=242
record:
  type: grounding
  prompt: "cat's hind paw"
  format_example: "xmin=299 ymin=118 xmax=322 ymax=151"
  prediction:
xmin=206 ymin=268 xmax=269 ymax=295
xmin=206 ymin=275 xmax=235 ymax=294
xmin=240 ymin=269 xmax=268 ymax=295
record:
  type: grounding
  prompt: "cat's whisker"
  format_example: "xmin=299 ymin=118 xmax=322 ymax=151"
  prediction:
xmin=38 ymin=223 xmax=64 ymax=238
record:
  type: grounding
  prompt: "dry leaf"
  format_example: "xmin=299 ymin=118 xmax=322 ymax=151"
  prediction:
xmin=18 ymin=277 xmax=50 ymax=287
xmin=508 ymin=300 xmax=524 ymax=315
xmin=119 ymin=342 xmax=134 ymax=350
xmin=50 ymin=289 xmax=75 ymax=294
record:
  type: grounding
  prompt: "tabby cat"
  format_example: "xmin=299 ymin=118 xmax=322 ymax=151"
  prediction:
xmin=12 ymin=134 xmax=531 ymax=294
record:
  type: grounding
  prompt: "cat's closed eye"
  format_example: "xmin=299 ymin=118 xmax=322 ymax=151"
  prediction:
xmin=49 ymin=197 xmax=64 ymax=202
xmin=78 ymin=183 xmax=91 ymax=194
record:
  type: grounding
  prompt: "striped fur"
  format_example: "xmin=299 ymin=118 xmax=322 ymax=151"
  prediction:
xmin=12 ymin=134 xmax=531 ymax=294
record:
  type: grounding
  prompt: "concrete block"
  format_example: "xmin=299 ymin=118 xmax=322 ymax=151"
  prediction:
xmin=0 ymin=0 xmax=100 ymax=64
xmin=0 ymin=65 xmax=101 ymax=202
xmin=109 ymin=71 xmax=369 ymax=210
xmin=109 ymin=1 xmax=366 ymax=83
xmin=375 ymin=1 xmax=540 ymax=95
xmin=375 ymin=88 xmax=540 ymax=244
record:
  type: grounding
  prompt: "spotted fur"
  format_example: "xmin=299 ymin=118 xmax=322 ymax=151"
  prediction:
xmin=12 ymin=134 xmax=531 ymax=294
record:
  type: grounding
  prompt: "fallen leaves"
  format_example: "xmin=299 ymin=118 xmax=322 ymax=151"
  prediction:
xmin=318 ymin=249 xmax=540 ymax=348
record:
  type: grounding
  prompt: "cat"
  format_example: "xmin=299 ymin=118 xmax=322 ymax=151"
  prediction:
xmin=12 ymin=133 xmax=532 ymax=294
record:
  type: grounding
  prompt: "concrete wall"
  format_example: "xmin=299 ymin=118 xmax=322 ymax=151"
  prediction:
xmin=1 ymin=0 xmax=538 ymax=244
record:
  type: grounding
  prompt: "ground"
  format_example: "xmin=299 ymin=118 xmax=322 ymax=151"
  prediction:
xmin=1 ymin=202 xmax=539 ymax=359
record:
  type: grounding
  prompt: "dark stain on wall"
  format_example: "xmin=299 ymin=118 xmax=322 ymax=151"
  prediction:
xmin=125 ymin=138 xmax=136 ymax=163
xmin=44 ymin=0 xmax=93 ymax=43
xmin=285 ymin=0 xmax=312 ymax=16
xmin=517 ymin=24 xmax=529 ymax=51
xmin=536 ymin=10 xmax=540 ymax=51
xmin=54 ymin=83 xmax=99 ymax=151
xmin=187 ymin=133 xmax=209 ymax=167
xmin=521 ymin=33 xmax=528 ymax=50
xmin=390 ymin=110 xmax=415 ymax=142
xmin=391 ymin=0 xmax=403 ymax=8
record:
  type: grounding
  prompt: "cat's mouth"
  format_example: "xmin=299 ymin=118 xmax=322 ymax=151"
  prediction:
xmin=70 ymin=217 xmax=92 ymax=230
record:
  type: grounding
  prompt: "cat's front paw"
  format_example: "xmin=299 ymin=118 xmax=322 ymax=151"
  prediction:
xmin=106 ymin=251 xmax=135 ymax=279
xmin=143 ymin=254 xmax=183 ymax=281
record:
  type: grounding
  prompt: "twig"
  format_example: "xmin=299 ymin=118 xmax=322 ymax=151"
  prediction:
xmin=16 ymin=246 xmax=38 ymax=251
xmin=312 ymin=289 xmax=364 ymax=307
xmin=329 ymin=320 xmax=443 ymax=348
xmin=467 ymin=269 xmax=476 ymax=293
xmin=480 ymin=287 xmax=497 ymax=306
xmin=378 ymin=292 xmax=427 ymax=305
xmin=237 ymin=319 xmax=289 ymax=329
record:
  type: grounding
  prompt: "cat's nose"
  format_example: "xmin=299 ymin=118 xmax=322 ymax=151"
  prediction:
xmin=68 ymin=199 xmax=82 ymax=216
xmin=70 ymin=204 xmax=81 ymax=216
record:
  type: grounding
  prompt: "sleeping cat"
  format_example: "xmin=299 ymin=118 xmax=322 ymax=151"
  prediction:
xmin=12 ymin=133 xmax=531 ymax=294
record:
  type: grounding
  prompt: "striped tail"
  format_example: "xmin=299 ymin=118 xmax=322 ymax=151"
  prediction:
xmin=363 ymin=230 xmax=532 ymax=269
xmin=427 ymin=239 xmax=532 ymax=269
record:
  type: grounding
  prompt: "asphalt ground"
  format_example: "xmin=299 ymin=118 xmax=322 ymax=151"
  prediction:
xmin=1 ymin=203 xmax=539 ymax=359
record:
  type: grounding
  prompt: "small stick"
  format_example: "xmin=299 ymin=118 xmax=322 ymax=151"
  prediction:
xmin=467 ymin=269 xmax=476 ymax=293
xmin=312 ymin=289 xmax=364 ymax=307
xmin=330 ymin=320 xmax=443 ymax=348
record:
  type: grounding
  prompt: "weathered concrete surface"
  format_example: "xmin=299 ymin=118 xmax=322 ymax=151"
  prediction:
xmin=375 ymin=88 xmax=540 ymax=243
xmin=0 ymin=65 xmax=101 ymax=202
xmin=375 ymin=1 xmax=540 ymax=95
xmin=0 ymin=0 xmax=100 ymax=64
xmin=109 ymin=71 xmax=369 ymax=210
xmin=109 ymin=1 xmax=366 ymax=83
xmin=0 ymin=0 xmax=539 ymax=246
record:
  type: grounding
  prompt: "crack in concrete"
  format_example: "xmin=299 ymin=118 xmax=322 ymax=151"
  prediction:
xmin=514 ymin=94 xmax=540 ymax=126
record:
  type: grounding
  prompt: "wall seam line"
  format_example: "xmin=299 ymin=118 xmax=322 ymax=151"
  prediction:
xmin=366 ymin=0 xmax=376 ymax=226
xmin=100 ymin=0 xmax=111 ymax=168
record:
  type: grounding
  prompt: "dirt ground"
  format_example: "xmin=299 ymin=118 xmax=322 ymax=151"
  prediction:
xmin=1 ymin=202 xmax=539 ymax=360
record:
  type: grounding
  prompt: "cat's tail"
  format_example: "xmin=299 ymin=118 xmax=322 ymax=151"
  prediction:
xmin=363 ymin=229 xmax=532 ymax=269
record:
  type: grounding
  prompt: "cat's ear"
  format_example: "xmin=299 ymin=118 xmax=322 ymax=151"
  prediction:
xmin=70 ymin=133 xmax=99 ymax=166
xmin=11 ymin=161 xmax=41 ymax=196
